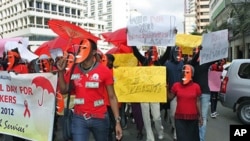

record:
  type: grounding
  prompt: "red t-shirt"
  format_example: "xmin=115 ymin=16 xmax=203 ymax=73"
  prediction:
xmin=171 ymin=82 xmax=201 ymax=120
xmin=12 ymin=64 xmax=29 ymax=74
xmin=68 ymin=63 xmax=113 ymax=115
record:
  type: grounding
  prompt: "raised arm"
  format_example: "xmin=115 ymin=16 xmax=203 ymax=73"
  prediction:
xmin=159 ymin=47 xmax=171 ymax=65
xmin=131 ymin=46 xmax=146 ymax=65
xmin=56 ymin=57 xmax=69 ymax=93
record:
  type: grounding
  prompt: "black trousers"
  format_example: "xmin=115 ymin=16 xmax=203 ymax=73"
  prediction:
xmin=175 ymin=119 xmax=200 ymax=141
xmin=210 ymin=91 xmax=218 ymax=113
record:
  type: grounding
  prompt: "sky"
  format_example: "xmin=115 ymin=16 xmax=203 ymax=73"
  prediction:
xmin=130 ymin=0 xmax=185 ymax=33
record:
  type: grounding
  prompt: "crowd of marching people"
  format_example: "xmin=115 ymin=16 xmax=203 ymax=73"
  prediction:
xmin=0 ymin=36 xmax=226 ymax=141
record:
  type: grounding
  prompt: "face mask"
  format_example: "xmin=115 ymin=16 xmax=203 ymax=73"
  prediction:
xmin=182 ymin=65 xmax=193 ymax=85
xmin=37 ymin=59 xmax=51 ymax=72
xmin=148 ymin=46 xmax=158 ymax=62
xmin=172 ymin=46 xmax=182 ymax=62
xmin=6 ymin=51 xmax=20 ymax=71
xmin=75 ymin=39 xmax=91 ymax=63
xmin=65 ymin=53 xmax=75 ymax=73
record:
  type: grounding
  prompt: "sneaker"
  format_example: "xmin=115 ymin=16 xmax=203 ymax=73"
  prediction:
xmin=210 ymin=112 xmax=217 ymax=118
xmin=158 ymin=135 xmax=164 ymax=140
xmin=214 ymin=112 xmax=219 ymax=116
xmin=131 ymin=118 xmax=135 ymax=124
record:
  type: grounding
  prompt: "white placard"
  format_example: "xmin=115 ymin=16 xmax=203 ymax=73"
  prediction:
xmin=127 ymin=15 xmax=176 ymax=46
xmin=200 ymin=29 xmax=229 ymax=65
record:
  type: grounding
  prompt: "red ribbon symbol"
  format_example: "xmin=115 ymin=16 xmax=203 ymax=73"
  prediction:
xmin=23 ymin=100 xmax=30 ymax=118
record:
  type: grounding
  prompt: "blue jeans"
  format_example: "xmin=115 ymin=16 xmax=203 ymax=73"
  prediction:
xmin=199 ymin=94 xmax=210 ymax=141
xmin=71 ymin=113 xmax=110 ymax=141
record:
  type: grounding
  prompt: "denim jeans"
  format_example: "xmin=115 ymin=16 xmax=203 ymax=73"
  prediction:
xmin=199 ymin=94 xmax=210 ymax=141
xmin=71 ymin=112 xmax=110 ymax=141
xmin=170 ymin=97 xmax=177 ymax=139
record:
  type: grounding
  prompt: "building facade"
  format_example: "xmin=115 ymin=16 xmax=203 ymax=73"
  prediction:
xmin=195 ymin=0 xmax=210 ymax=33
xmin=0 ymin=0 xmax=115 ymax=52
xmin=210 ymin=0 xmax=250 ymax=60
xmin=184 ymin=0 xmax=196 ymax=34
xmin=83 ymin=0 xmax=129 ymax=32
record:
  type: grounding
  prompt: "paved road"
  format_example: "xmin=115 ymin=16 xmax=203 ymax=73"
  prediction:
xmin=1 ymin=102 xmax=242 ymax=141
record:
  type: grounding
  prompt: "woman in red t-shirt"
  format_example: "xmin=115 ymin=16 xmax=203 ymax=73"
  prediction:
xmin=168 ymin=64 xmax=202 ymax=141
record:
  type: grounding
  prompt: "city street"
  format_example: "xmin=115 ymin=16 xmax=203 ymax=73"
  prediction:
xmin=1 ymin=102 xmax=242 ymax=141
xmin=56 ymin=102 xmax=242 ymax=141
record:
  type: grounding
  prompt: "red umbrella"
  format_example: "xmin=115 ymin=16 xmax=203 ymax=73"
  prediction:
xmin=106 ymin=47 xmax=123 ymax=54
xmin=34 ymin=42 xmax=51 ymax=56
xmin=102 ymin=27 xmax=127 ymax=46
xmin=34 ymin=37 xmax=70 ymax=56
xmin=111 ymin=42 xmax=132 ymax=53
xmin=101 ymin=31 xmax=112 ymax=40
xmin=106 ymin=45 xmax=132 ymax=54
xmin=48 ymin=19 xmax=100 ymax=46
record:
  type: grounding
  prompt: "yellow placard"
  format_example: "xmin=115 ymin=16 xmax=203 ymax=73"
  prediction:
xmin=114 ymin=66 xmax=167 ymax=102
xmin=176 ymin=34 xmax=202 ymax=55
xmin=113 ymin=53 xmax=138 ymax=67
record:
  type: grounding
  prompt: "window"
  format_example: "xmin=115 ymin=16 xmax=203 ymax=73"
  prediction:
xmin=201 ymin=5 xmax=209 ymax=8
xmin=36 ymin=17 xmax=43 ymax=24
xmin=59 ymin=6 xmax=64 ymax=12
xmin=77 ymin=10 xmax=81 ymax=16
xmin=238 ymin=63 xmax=250 ymax=79
xmin=44 ymin=3 xmax=50 ymax=10
xmin=72 ymin=9 xmax=76 ymax=15
xmin=107 ymin=0 xmax=111 ymax=5
xmin=108 ymin=15 xmax=111 ymax=20
xmin=201 ymin=19 xmax=209 ymax=22
xmin=52 ymin=5 xmax=56 ymax=11
xmin=29 ymin=16 xmax=35 ymax=24
xmin=65 ymin=7 xmax=70 ymax=13
xmin=36 ymin=2 xmax=42 ymax=9
xmin=44 ymin=18 xmax=49 ymax=25
xmin=29 ymin=1 xmax=34 ymax=7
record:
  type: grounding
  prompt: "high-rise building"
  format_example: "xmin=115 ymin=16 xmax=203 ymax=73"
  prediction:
xmin=195 ymin=0 xmax=210 ymax=33
xmin=0 ymin=0 xmax=112 ymax=51
xmin=83 ymin=0 xmax=129 ymax=32
xmin=184 ymin=0 xmax=196 ymax=34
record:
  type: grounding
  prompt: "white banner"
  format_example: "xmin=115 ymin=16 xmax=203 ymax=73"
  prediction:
xmin=200 ymin=29 xmax=229 ymax=65
xmin=127 ymin=15 xmax=176 ymax=46
xmin=0 ymin=72 xmax=57 ymax=141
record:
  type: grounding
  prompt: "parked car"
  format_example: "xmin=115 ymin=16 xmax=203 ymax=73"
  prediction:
xmin=219 ymin=59 xmax=250 ymax=124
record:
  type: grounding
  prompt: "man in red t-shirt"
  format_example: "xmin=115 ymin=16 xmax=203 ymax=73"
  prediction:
xmin=57 ymin=39 xmax=122 ymax=141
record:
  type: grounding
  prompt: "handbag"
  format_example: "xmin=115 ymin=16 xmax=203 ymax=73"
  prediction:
xmin=62 ymin=64 xmax=76 ymax=140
